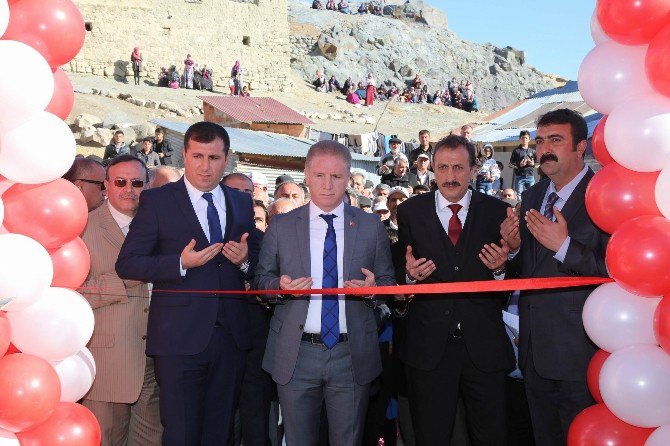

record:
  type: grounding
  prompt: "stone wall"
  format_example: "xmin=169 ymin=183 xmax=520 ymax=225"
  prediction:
xmin=289 ymin=35 xmax=318 ymax=65
xmin=69 ymin=0 xmax=291 ymax=92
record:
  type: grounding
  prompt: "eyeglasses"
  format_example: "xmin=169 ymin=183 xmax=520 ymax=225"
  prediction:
xmin=113 ymin=178 xmax=144 ymax=188
xmin=76 ymin=179 xmax=105 ymax=190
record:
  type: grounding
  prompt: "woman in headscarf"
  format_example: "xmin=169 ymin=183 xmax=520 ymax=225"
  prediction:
xmin=183 ymin=54 xmax=195 ymax=89
xmin=130 ymin=47 xmax=142 ymax=85
xmin=365 ymin=73 xmax=375 ymax=106
xmin=231 ymin=61 xmax=242 ymax=95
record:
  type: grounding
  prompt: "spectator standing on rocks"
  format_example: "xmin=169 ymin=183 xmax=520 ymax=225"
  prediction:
xmin=183 ymin=54 xmax=195 ymax=89
xmin=137 ymin=137 xmax=161 ymax=169
xmin=131 ymin=47 xmax=142 ymax=86
xmin=365 ymin=74 xmax=376 ymax=106
xmin=231 ymin=60 xmax=243 ymax=95
xmin=103 ymin=130 xmax=130 ymax=165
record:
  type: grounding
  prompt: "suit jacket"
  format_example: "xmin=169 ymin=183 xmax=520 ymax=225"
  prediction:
xmin=408 ymin=168 xmax=435 ymax=188
xmin=510 ymin=169 xmax=609 ymax=381
xmin=79 ymin=203 xmax=150 ymax=404
xmin=115 ymin=177 xmax=260 ymax=356
xmin=254 ymin=203 xmax=396 ymax=386
xmin=396 ymin=191 xmax=515 ymax=373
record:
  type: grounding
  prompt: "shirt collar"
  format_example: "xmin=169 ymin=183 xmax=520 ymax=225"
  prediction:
xmin=309 ymin=201 xmax=345 ymax=221
xmin=548 ymin=165 xmax=589 ymax=202
xmin=107 ymin=200 xmax=133 ymax=231
xmin=435 ymin=188 xmax=472 ymax=212
xmin=184 ymin=176 xmax=224 ymax=208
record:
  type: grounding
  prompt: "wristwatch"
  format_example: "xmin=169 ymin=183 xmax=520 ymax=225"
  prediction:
xmin=238 ymin=260 xmax=250 ymax=275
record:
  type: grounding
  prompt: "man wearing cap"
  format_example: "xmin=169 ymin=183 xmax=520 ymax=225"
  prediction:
xmin=358 ymin=195 xmax=373 ymax=213
xmin=408 ymin=129 xmax=433 ymax=167
xmin=381 ymin=157 xmax=410 ymax=189
xmin=378 ymin=138 xmax=405 ymax=175
xmin=248 ymin=171 xmax=270 ymax=207
xmin=384 ymin=186 xmax=409 ymax=230
xmin=373 ymin=198 xmax=390 ymax=221
xmin=275 ymin=181 xmax=305 ymax=206
xmin=409 ymin=152 xmax=434 ymax=189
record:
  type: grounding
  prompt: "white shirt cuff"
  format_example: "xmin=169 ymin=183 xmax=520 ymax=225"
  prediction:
xmin=553 ymin=236 xmax=571 ymax=263
xmin=179 ymin=258 xmax=187 ymax=277
xmin=508 ymin=249 xmax=520 ymax=260
xmin=493 ymin=271 xmax=506 ymax=280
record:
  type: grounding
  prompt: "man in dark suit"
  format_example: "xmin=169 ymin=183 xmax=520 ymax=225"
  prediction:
xmin=116 ymin=121 xmax=260 ymax=446
xmin=254 ymin=141 xmax=396 ymax=446
xmin=408 ymin=152 xmax=435 ymax=189
xmin=396 ymin=134 xmax=515 ymax=445
xmin=501 ymin=109 xmax=609 ymax=446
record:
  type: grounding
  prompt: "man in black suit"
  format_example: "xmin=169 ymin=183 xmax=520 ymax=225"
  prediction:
xmin=501 ymin=109 xmax=609 ymax=446
xmin=396 ymin=134 xmax=515 ymax=445
xmin=408 ymin=152 xmax=434 ymax=189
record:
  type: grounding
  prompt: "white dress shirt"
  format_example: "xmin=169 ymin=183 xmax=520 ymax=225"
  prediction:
xmin=435 ymin=189 xmax=471 ymax=234
xmin=107 ymin=200 xmax=133 ymax=236
xmin=304 ymin=202 xmax=347 ymax=334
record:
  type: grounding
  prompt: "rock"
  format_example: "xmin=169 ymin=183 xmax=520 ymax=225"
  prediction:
xmin=74 ymin=87 xmax=93 ymax=95
xmin=362 ymin=115 xmax=376 ymax=125
xmin=316 ymin=113 xmax=329 ymax=120
xmin=145 ymin=100 xmax=160 ymax=109
xmin=103 ymin=66 xmax=114 ymax=77
xmin=73 ymin=113 xmax=103 ymax=131
xmin=317 ymin=35 xmax=339 ymax=61
xmin=79 ymin=127 xmax=114 ymax=147
xmin=113 ymin=60 xmax=129 ymax=79
xmin=131 ymin=123 xmax=157 ymax=140
xmin=415 ymin=1 xmax=447 ymax=29
xmin=112 ymin=124 xmax=138 ymax=143
xmin=329 ymin=113 xmax=344 ymax=120
xmin=118 ymin=93 xmax=133 ymax=100
xmin=388 ymin=59 xmax=402 ymax=72
xmin=92 ymin=88 xmax=100 ymax=95
xmin=159 ymin=101 xmax=179 ymax=112
xmin=399 ymin=65 xmax=413 ymax=77
xmin=489 ymin=64 xmax=499 ymax=75
xmin=175 ymin=108 xmax=188 ymax=117
xmin=105 ymin=91 xmax=116 ymax=99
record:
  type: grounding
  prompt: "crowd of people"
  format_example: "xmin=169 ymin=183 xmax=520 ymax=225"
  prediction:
xmin=311 ymin=0 xmax=384 ymax=15
xmin=63 ymin=110 xmax=605 ymax=446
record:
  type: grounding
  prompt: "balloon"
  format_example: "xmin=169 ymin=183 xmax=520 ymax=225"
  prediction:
xmin=591 ymin=116 xmax=615 ymax=167
xmin=590 ymin=10 xmax=610 ymax=44
xmin=16 ymin=402 xmax=101 ymax=446
xmin=656 ymin=162 xmax=670 ymax=220
xmin=0 ymin=1 xmax=8 ymax=38
xmin=0 ymin=354 xmax=60 ymax=432
xmin=2 ymin=0 xmax=85 ymax=68
xmin=45 ymin=68 xmax=74 ymax=121
xmin=585 ymin=163 xmax=662 ymax=234
xmin=646 ymin=23 xmax=670 ymax=99
xmin=600 ymin=344 xmax=670 ymax=427
xmin=596 ymin=0 xmax=670 ymax=45
xmin=578 ymin=42 xmax=653 ymax=115
xmin=52 ymin=348 xmax=95 ymax=403
xmin=7 ymin=288 xmax=94 ymax=362
xmin=605 ymin=93 xmax=670 ymax=172
xmin=0 ymin=428 xmax=18 ymax=446
xmin=646 ymin=423 xmax=670 ymax=445
xmin=0 ymin=41 xmax=54 ymax=128
xmin=606 ymin=216 xmax=670 ymax=296
xmin=0 ymin=313 xmax=8 ymax=358
xmin=2 ymin=343 xmax=19 ymax=357
xmin=0 ymin=234 xmax=53 ymax=312
xmin=0 ymin=111 xmax=75 ymax=184
xmin=583 ymin=283 xmax=660 ymax=351
xmin=568 ymin=403 xmax=653 ymax=445
xmin=48 ymin=237 xmax=90 ymax=289
xmin=654 ymin=296 xmax=670 ymax=353
xmin=587 ymin=350 xmax=610 ymax=403
xmin=0 ymin=197 xmax=3 ymax=227
xmin=2 ymin=179 xmax=87 ymax=249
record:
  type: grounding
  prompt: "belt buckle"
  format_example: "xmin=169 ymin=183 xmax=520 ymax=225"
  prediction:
xmin=452 ymin=327 xmax=462 ymax=339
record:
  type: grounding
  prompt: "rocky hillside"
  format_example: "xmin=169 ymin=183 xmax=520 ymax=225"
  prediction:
xmin=288 ymin=1 xmax=564 ymax=112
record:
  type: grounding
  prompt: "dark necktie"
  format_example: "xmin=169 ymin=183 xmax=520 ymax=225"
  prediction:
xmin=448 ymin=204 xmax=463 ymax=245
xmin=202 ymin=192 xmax=223 ymax=244
xmin=543 ymin=192 xmax=559 ymax=222
xmin=320 ymin=214 xmax=339 ymax=349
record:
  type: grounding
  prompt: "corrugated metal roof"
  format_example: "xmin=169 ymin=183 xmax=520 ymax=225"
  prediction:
xmin=198 ymin=96 xmax=314 ymax=125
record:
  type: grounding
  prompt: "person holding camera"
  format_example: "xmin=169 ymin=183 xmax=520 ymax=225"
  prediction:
xmin=509 ymin=130 xmax=538 ymax=199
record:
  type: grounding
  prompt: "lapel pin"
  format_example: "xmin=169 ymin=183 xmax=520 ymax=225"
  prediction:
xmin=349 ymin=220 xmax=355 ymax=227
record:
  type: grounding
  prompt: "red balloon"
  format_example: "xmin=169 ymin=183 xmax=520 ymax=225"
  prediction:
xmin=45 ymin=68 xmax=74 ymax=121
xmin=0 ymin=354 xmax=60 ymax=432
xmin=16 ymin=402 xmax=101 ymax=446
xmin=568 ymin=404 xmax=653 ymax=445
xmin=591 ymin=116 xmax=615 ymax=167
xmin=2 ymin=179 xmax=88 ymax=249
xmin=654 ymin=295 xmax=670 ymax=353
xmin=587 ymin=350 xmax=610 ymax=403
xmin=585 ymin=163 xmax=662 ymax=234
xmin=606 ymin=216 xmax=670 ymax=296
xmin=0 ymin=312 xmax=9 ymax=358
xmin=48 ymin=237 xmax=90 ymax=289
xmin=596 ymin=0 xmax=670 ymax=45
xmin=3 ymin=0 xmax=86 ymax=68
xmin=646 ymin=23 xmax=670 ymax=98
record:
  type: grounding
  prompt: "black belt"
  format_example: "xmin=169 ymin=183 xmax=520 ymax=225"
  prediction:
xmin=301 ymin=332 xmax=348 ymax=344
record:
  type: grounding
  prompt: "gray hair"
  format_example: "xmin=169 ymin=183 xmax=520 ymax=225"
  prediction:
xmin=268 ymin=197 xmax=297 ymax=219
xmin=305 ymin=140 xmax=352 ymax=172
xmin=374 ymin=183 xmax=390 ymax=194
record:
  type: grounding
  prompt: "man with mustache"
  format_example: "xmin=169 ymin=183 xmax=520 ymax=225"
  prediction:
xmin=396 ymin=134 xmax=515 ymax=445
xmin=500 ymin=109 xmax=609 ymax=446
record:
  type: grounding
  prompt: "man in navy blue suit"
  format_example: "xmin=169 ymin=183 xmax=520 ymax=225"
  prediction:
xmin=116 ymin=121 xmax=260 ymax=446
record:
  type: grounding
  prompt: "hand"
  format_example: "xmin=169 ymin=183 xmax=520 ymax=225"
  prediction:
xmin=345 ymin=268 xmax=376 ymax=298
xmin=181 ymin=239 xmax=223 ymax=269
xmin=525 ymin=208 xmax=568 ymax=252
xmin=222 ymin=233 xmax=249 ymax=265
xmin=500 ymin=207 xmax=521 ymax=251
xmin=479 ymin=239 xmax=510 ymax=271
xmin=279 ymin=275 xmax=313 ymax=291
xmin=158 ymin=152 xmax=165 ymax=158
xmin=405 ymin=245 xmax=436 ymax=281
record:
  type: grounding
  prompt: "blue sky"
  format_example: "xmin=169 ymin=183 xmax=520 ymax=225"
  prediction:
xmin=428 ymin=0 xmax=596 ymax=80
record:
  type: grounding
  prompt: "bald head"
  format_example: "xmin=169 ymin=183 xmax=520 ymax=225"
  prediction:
xmin=149 ymin=166 xmax=183 ymax=189
xmin=268 ymin=197 xmax=297 ymax=221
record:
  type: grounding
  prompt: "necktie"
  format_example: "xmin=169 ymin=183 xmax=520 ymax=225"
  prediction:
xmin=448 ymin=204 xmax=463 ymax=246
xmin=543 ymin=192 xmax=559 ymax=222
xmin=202 ymin=192 xmax=223 ymax=244
xmin=320 ymin=214 xmax=339 ymax=349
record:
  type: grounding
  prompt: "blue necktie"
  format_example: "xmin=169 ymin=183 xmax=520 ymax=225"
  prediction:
xmin=320 ymin=214 xmax=339 ymax=349
xmin=543 ymin=191 xmax=559 ymax=222
xmin=202 ymin=192 xmax=223 ymax=244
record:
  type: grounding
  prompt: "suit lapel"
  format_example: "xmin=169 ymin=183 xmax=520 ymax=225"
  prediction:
xmin=220 ymin=184 xmax=234 ymax=243
xmin=295 ymin=205 xmax=311 ymax=277
xmin=172 ymin=178 xmax=210 ymax=247
xmin=557 ymin=169 xmax=593 ymax=224
xmin=527 ymin=180 xmax=550 ymax=270
xmin=427 ymin=192 xmax=453 ymax=268
xmin=343 ymin=204 xmax=358 ymax=281
xmin=99 ymin=203 xmax=126 ymax=250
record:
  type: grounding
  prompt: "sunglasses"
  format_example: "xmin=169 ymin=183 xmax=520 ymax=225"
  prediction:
xmin=113 ymin=178 xmax=144 ymax=188
xmin=76 ymin=179 xmax=106 ymax=190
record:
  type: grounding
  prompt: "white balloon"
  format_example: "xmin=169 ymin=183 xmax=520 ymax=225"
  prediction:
xmin=8 ymin=287 xmax=94 ymax=362
xmin=578 ymin=41 xmax=653 ymax=115
xmin=0 ymin=197 xmax=3 ymax=227
xmin=605 ymin=94 xmax=670 ymax=172
xmin=0 ymin=111 xmax=76 ymax=184
xmin=0 ymin=1 xmax=8 ymax=39
xmin=600 ymin=344 xmax=670 ymax=428
xmin=52 ymin=347 xmax=96 ymax=402
xmin=583 ymin=283 xmax=661 ymax=352
xmin=655 ymin=163 xmax=670 ymax=219
xmin=647 ymin=423 xmax=670 ymax=446
xmin=590 ymin=10 xmax=609 ymax=45
xmin=0 ymin=428 xmax=18 ymax=446
xmin=0 ymin=234 xmax=53 ymax=312
xmin=0 ymin=41 xmax=53 ymax=127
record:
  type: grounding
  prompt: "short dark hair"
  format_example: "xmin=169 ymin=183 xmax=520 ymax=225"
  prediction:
xmin=142 ymin=137 xmax=153 ymax=143
xmin=418 ymin=129 xmax=430 ymax=137
xmin=184 ymin=121 xmax=230 ymax=156
xmin=253 ymin=199 xmax=269 ymax=222
xmin=105 ymin=154 xmax=149 ymax=182
xmin=222 ymin=172 xmax=254 ymax=189
xmin=433 ymin=134 xmax=477 ymax=167
xmin=114 ymin=130 xmax=124 ymax=136
xmin=536 ymin=109 xmax=588 ymax=146
xmin=62 ymin=157 xmax=104 ymax=183
xmin=155 ymin=127 xmax=164 ymax=135
xmin=519 ymin=130 xmax=530 ymax=138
